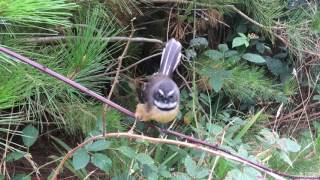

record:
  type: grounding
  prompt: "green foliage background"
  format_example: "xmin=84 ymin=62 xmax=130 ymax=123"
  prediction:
xmin=0 ymin=0 xmax=320 ymax=179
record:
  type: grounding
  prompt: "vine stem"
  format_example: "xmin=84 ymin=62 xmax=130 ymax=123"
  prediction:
xmin=1 ymin=46 xmax=320 ymax=179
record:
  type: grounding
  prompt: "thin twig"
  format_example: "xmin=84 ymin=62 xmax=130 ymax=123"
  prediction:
xmin=22 ymin=36 xmax=163 ymax=44
xmin=104 ymin=52 xmax=162 ymax=76
xmin=102 ymin=20 xmax=136 ymax=135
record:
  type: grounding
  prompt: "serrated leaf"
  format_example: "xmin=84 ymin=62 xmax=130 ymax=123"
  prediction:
xmin=207 ymin=69 xmax=231 ymax=92
xmin=22 ymin=124 xmax=39 ymax=147
xmin=142 ymin=164 xmax=158 ymax=180
xmin=136 ymin=153 xmax=154 ymax=165
xmin=184 ymin=156 xmax=196 ymax=175
xmin=232 ymin=34 xmax=249 ymax=48
xmin=225 ymin=169 xmax=243 ymax=180
xmin=313 ymin=95 xmax=320 ymax=101
xmin=243 ymin=167 xmax=262 ymax=177
xmin=118 ymin=146 xmax=136 ymax=158
xmin=278 ymin=138 xmax=301 ymax=152
xmin=204 ymin=50 xmax=223 ymax=60
xmin=185 ymin=49 xmax=197 ymax=60
xmin=72 ymin=148 xmax=89 ymax=170
xmin=218 ymin=44 xmax=229 ymax=52
xmin=225 ymin=50 xmax=238 ymax=58
xmin=265 ymin=57 xmax=284 ymax=76
xmin=86 ymin=140 xmax=112 ymax=152
xmin=159 ymin=165 xmax=171 ymax=178
xmin=206 ymin=123 xmax=223 ymax=135
xmin=256 ymin=42 xmax=265 ymax=54
xmin=91 ymin=153 xmax=112 ymax=172
xmin=184 ymin=156 xmax=209 ymax=178
xmin=12 ymin=174 xmax=31 ymax=180
xmin=279 ymin=151 xmax=293 ymax=166
xmin=5 ymin=151 xmax=26 ymax=162
xmin=238 ymin=145 xmax=248 ymax=158
xmin=239 ymin=33 xmax=247 ymax=38
xmin=190 ymin=37 xmax=208 ymax=49
xmin=242 ymin=53 xmax=265 ymax=64
xmin=172 ymin=173 xmax=191 ymax=180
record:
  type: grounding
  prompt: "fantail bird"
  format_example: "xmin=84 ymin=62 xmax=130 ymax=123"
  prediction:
xmin=135 ymin=38 xmax=182 ymax=123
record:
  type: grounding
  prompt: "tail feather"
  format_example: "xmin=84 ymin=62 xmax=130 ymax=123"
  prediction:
xmin=159 ymin=38 xmax=182 ymax=76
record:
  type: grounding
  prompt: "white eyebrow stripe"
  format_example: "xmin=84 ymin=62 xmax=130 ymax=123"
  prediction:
xmin=168 ymin=89 xmax=175 ymax=96
xmin=158 ymin=89 xmax=165 ymax=96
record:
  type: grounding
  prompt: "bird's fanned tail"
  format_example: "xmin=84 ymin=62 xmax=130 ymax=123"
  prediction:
xmin=159 ymin=38 xmax=182 ymax=76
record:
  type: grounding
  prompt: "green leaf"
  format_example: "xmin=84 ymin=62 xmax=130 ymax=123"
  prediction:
xmin=22 ymin=124 xmax=39 ymax=147
xmin=142 ymin=164 xmax=158 ymax=180
xmin=91 ymin=153 xmax=112 ymax=172
xmin=235 ymin=109 xmax=264 ymax=141
xmin=237 ymin=145 xmax=249 ymax=158
xmin=207 ymin=69 xmax=231 ymax=92
xmin=118 ymin=146 xmax=136 ymax=158
xmin=136 ymin=153 xmax=154 ymax=165
xmin=218 ymin=44 xmax=229 ymax=52
xmin=0 ymin=175 xmax=4 ymax=180
xmin=265 ymin=57 xmax=284 ymax=76
xmin=206 ymin=123 xmax=223 ymax=135
xmin=225 ymin=50 xmax=239 ymax=58
xmin=184 ymin=156 xmax=209 ymax=178
xmin=86 ymin=140 xmax=112 ymax=152
xmin=256 ymin=42 xmax=265 ymax=54
xmin=5 ymin=151 xmax=26 ymax=162
xmin=159 ymin=165 xmax=171 ymax=178
xmin=279 ymin=151 xmax=293 ymax=166
xmin=225 ymin=168 xmax=256 ymax=180
xmin=172 ymin=173 xmax=191 ymax=180
xmin=278 ymin=138 xmax=301 ymax=152
xmin=204 ymin=50 xmax=223 ymax=60
xmin=242 ymin=53 xmax=265 ymax=64
xmin=72 ymin=148 xmax=90 ymax=170
xmin=12 ymin=174 xmax=30 ymax=180
xmin=232 ymin=33 xmax=249 ymax=48
xmin=313 ymin=95 xmax=320 ymax=101
xmin=190 ymin=37 xmax=208 ymax=49
xmin=243 ymin=167 xmax=261 ymax=178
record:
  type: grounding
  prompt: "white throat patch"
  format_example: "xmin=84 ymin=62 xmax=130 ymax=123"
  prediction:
xmin=154 ymin=100 xmax=177 ymax=109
